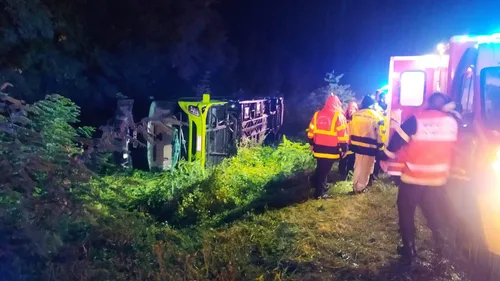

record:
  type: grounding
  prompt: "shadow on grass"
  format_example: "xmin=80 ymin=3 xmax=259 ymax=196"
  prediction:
xmin=215 ymin=171 xmax=315 ymax=226
xmin=215 ymin=166 xmax=366 ymax=227
xmin=142 ymin=169 xmax=317 ymax=227
xmin=135 ymin=169 xmax=317 ymax=228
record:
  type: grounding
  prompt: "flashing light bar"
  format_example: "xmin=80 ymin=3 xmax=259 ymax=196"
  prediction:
xmin=378 ymin=85 xmax=389 ymax=92
xmin=437 ymin=43 xmax=446 ymax=54
xmin=451 ymin=33 xmax=500 ymax=44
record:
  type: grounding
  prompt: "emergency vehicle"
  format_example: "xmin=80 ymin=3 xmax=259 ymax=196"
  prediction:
xmin=384 ymin=33 xmax=500 ymax=274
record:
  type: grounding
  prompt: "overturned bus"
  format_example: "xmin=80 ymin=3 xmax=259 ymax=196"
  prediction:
xmin=113 ymin=94 xmax=284 ymax=171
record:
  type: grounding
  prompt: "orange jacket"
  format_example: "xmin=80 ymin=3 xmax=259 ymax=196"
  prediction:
xmin=307 ymin=95 xmax=349 ymax=159
xmin=382 ymin=109 xmax=458 ymax=186
xmin=400 ymin=110 xmax=458 ymax=186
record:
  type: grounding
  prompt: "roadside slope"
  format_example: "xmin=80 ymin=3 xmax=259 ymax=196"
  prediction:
xmin=195 ymin=180 xmax=467 ymax=281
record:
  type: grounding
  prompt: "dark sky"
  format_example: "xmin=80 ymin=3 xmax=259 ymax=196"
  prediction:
xmin=218 ymin=0 xmax=500 ymax=95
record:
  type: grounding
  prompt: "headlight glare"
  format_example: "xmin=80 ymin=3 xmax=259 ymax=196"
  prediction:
xmin=494 ymin=158 xmax=500 ymax=173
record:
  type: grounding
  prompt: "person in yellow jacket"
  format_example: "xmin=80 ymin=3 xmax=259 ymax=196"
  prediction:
xmin=349 ymin=95 xmax=384 ymax=193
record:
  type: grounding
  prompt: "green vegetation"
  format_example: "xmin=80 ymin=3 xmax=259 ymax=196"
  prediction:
xmin=1 ymin=95 xmax=469 ymax=281
xmin=97 ymin=137 xmax=315 ymax=227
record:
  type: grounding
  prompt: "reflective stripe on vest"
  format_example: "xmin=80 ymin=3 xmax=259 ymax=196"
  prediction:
xmin=313 ymin=152 xmax=340 ymax=159
xmin=406 ymin=163 xmax=450 ymax=173
xmin=387 ymin=162 xmax=404 ymax=176
xmin=350 ymin=109 xmax=383 ymax=155
xmin=310 ymin=110 xmax=343 ymax=159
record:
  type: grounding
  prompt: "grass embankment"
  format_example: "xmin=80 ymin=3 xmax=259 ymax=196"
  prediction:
xmin=3 ymin=128 xmax=468 ymax=281
xmin=191 ymin=180 xmax=467 ymax=281
xmin=90 ymin=138 xmax=467 ymax=281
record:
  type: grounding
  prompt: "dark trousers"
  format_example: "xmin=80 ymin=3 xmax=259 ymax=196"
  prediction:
xmin=397 ymin=183 xmax=447 ymax=256
xmin=370 ymin=155 xmax=381 ymax=183
xmin=338 ymin=153 xmax=355 ymax=179
xmin=313 ymin=158 xmax=335 ymax=197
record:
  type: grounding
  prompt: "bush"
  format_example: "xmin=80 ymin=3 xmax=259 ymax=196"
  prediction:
xmin=95 ymin=161 xmax=208 ymax=214
xmin=176 ymin=137 xmax=314 ymax=224
xmin=0 ymin=95 xmax=94 ymax=280
xmin=99 ymin=136 xmax=315 ymax=226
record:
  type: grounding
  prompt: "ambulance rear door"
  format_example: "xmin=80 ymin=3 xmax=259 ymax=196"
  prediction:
xmin=387 ymin=55 xmax=449 ymax=140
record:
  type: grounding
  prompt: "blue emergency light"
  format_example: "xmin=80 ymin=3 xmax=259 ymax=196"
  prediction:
xmin=378 ymin=85 xmax=389 ymax=92
xmin=451 ymin=33 xmax=500 ymax=44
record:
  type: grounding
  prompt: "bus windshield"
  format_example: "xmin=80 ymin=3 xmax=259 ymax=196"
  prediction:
xmin=482 ymin=67 xmax=500 ymax=128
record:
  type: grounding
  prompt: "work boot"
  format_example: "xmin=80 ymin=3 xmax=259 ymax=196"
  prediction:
xmin=397 ymin=240 xmax=419 ymax=268
xmin=314 ymin=189 xmax=331 ymax=199
xmin=397 ymin=245 xmax=418 ymax=258
xmin=318 ymin=194 xmax=332 ymax=199
xmin=398 ymin=245 xmax=414 ymax=266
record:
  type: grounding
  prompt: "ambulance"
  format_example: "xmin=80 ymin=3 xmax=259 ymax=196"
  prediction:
xmin=384 ymin=33 xmax=500 ymax=274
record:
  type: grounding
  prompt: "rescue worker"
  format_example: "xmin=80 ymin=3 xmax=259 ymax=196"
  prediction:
xmin=371 ymin=92 xmax=388 ymax=182
xmin=338 ymin=100 xmax=358 ymax=180
xmin=307 ymin=94 xmax=349 ymax=199
xmin=349 ymin=95 xmax=384 ymax=193
xmin=379 ymin=92 xmax=459 ymax=267
xmin=377 ymin=90 xmax=388 ymax=112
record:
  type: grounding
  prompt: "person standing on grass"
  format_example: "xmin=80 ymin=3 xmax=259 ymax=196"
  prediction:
xmin=307 ymin=94 xmax=349 ymax=199
xmin=379 ymin=92 xmax=458 ymax=268
xmin=371 ymin=91 xmax=388 ymax=182
xmin=349 ymin=95 xmax=384 ymax=194
xmin=339 ymin=100 xmax=358 ymax=180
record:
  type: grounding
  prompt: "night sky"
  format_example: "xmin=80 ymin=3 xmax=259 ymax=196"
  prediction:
xmin=218 ymin=0 xmax=500 ymax=96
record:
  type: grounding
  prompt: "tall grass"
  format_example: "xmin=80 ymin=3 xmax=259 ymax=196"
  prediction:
xmin=96 ymin=136 xmax=315 ymax=226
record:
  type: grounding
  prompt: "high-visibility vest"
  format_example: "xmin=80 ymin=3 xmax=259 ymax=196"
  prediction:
xmin=307 ymin=110 xmax=348 ymax=159
xmin=385 ymin=148 xmax=407 ymax=177
xmin=400 ymin=110 xmax=458 ymax=186
xmin=349 ymin=109 xmax=384 ymax=156
xmin=346 ymin=118 xmax=354 ymax=155
xmin=372 ymin=110 xmax=387 ymax=149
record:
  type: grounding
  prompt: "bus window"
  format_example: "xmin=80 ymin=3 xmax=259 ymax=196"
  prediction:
xmin=481 ymin=67 xmax=500 ymax=128
xmin=244 ymin=107 xmax=250 ymax=120
xmin=400 ymin=71 xmax=426 ymax=106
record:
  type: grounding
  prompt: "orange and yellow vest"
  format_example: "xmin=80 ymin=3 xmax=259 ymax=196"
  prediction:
xmin=307 ymin=110 xmax=348 ymax=159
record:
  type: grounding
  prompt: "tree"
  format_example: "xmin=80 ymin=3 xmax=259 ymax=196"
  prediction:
xmin=0 ymin=0 xmax=237 ymax=125
xmin=283 ymin=70 xmax=355 ymax=138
